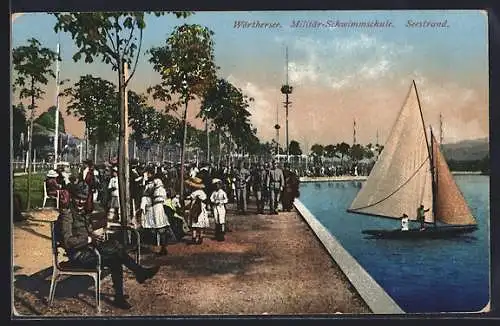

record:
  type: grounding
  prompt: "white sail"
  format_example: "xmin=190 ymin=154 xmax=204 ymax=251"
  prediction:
xmin=348 ymin=81 xmax=434 ymax=222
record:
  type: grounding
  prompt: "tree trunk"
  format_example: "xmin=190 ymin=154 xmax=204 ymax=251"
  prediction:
xmin=118 ymin=60 xmax=131 ymax=241
xmin=179 ymin=100 xmax=188 ymax=209
xmin=26 ymin=88 xmax=35 ymax=210
xmin=217 ymin=130 xmax=222 ymax=169
xmin=84 ymin=125 xmax=89 ymax=160
xmin=94 ymin=143 xmax=98 ymax=164
xmin=206 ymin=119 xmax=210 ymax=164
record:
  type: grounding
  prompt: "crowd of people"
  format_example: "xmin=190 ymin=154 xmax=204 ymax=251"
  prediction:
xmin=300 ymin=162 xmax=375 ymax=178
xmin=44 ymin=158 xmax=300 ymax=310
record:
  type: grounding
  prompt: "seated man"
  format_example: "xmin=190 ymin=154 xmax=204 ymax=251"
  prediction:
xmin=57 ymin=182 xmax=159 ymax=310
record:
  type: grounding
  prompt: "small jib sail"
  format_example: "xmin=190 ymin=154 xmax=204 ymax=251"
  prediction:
xmin=347 ymin=81 xmax=477 ymax=227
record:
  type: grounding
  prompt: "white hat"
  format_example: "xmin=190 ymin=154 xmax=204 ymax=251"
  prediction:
xmin=153 ymin=178 xmax=164 ymax=188
xmin=46 ymin=170 xmax=58 ymax=178
xmin=212 ymin=178 xmax=222 ymax=184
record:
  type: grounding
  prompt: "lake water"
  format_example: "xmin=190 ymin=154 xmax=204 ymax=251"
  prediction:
xmin=299 ymin=175 xmax=490 ymax=313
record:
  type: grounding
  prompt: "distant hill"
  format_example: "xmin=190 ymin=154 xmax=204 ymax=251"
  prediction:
xmin=441 ymin=138 xmax=489 ymax=161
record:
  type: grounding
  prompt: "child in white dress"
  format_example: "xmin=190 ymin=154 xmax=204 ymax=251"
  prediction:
xmin=210 ymin=178 xmax=228 ymax=241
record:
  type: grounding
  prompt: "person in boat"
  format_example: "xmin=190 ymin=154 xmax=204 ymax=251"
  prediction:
xmin=417 ymin=204 xmax=430 ymax=231
xmin=401 ymin=214 xmax=409 ymax=231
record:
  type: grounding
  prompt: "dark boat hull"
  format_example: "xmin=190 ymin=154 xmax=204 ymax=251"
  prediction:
xmin=362 ymin=225 xmax=478 ymax=239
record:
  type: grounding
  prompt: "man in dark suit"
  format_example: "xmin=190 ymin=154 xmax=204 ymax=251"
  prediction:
xmin=281 ymin=162 xmax=300 ymax=211
xmin=235 ymin=160 xmax=251 ymax=214
xmin=251 ymin=163 xmax=267 ymax=214
xmin=267 ymin=160 xmax=284 ymax=215
xmin=57 ymin=182 xmax=159 ymax=310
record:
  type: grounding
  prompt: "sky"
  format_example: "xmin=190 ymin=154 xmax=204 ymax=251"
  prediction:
xmin=11 ymin=10 xmax=489 ymax=149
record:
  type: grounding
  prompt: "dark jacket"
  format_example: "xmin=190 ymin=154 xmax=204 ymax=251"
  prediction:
xmin=57 ymin=207 xmax=93 ymax=255
xmin=251 ymin=168 xmax=267 ymax=191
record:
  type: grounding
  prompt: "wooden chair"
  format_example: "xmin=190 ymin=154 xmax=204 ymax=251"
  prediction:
xmin=104 ymin=222 xmax=141 ymax=264
xmin=91 ymin=211 xmax=142 ymax=265
xmin=43 ymin=182 xmax=60 ymax=209
xmin=48 ymin=222 xmax=102 ymax=314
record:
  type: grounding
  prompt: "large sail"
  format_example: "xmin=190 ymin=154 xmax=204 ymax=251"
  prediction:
xmin=348 ymin=81 xmax=434 ymax=222
xmin=432 ymin=136 xmax=477 ymax=225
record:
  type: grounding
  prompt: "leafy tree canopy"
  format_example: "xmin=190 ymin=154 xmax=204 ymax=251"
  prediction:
xmin=34 ymin=106 xmax=66 ymax=133
xmin=63 ymin=74 xmax=118 ymax=144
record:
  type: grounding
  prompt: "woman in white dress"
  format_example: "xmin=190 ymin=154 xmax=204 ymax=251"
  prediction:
xmin=185 ymin=177 xmax=209 ymax=245
xmin=140 ymin=168 xmax=170 ymax=254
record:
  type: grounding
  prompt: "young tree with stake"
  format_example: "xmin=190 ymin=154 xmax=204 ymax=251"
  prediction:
xmin=53 ymin=12 xmax=190 ymax=233
xmin=148 ymin=24 xmax=217 ymax=208
xmin=12 ymin=38 xmax=58 ymax=210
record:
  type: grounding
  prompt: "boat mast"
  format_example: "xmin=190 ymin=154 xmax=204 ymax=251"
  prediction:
xmin=430 ymin=127 xmax=437 ymax=227
xmin=413 ymin=80 xmax=436 ymax=226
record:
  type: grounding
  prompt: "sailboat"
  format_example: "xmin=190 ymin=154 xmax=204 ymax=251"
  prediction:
xmin=347 ymin=80 xmax=478 ymax=239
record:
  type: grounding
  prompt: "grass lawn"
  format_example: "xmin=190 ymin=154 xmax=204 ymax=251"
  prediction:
xmin=13 ymin=173 xmax=48 ymax=211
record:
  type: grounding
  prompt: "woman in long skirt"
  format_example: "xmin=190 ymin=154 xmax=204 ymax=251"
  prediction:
xmin=140 ymin=169 xmax=170 ymax=254
xmin=186 ymin=177 xmax=209 ymax=244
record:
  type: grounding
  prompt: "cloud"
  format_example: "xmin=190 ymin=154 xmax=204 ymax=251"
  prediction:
xmin=279 ymin=34 xmax=412 ymax=90
xmin=399 ymin=72 xmax=488 ymax=143
xmin=226 ymin=75 xmax=278 ymax=142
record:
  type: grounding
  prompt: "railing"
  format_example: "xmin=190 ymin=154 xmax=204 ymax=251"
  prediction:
xmin=12 ymin=161 xmax=54 ymax=174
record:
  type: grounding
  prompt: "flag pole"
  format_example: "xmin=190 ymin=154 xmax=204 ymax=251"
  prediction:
xmin=53 ymin=35 xmax=61 ymax=169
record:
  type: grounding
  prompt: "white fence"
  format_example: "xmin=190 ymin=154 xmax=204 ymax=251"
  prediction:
xmin=12 ymin=161 xmax=54 ymax=173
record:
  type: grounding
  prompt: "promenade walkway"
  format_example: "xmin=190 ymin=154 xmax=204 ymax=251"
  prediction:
xmin=13 ymin=201 xmax=370 ymax=316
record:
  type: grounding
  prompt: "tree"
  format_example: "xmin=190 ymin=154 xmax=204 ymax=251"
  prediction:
xmin=336 ymin=142 xmax=351 ymax=165
xmin=63 ymin=75 xmax=119 ymax=157
xmin=54 ymin=12 xmax=191 ymax=233
xmin=324 ymin=144 xmax=337 ymax=158
xmin=364 ymin=143 xmax=375 ymax=160
xmin=33 ymin=106 xmax=67 ymax=159
xmin=148 ymin=24 xmax=217 ymax=206
xmin=288 ymin=140 xmax=302 ymax=156
xmin=13 ymin=104 xmax=27 ymax=158
xmin=199 ymin=78 xmax=255 ymax=163
xmin=350 ymin=144 xmax=364 ymax=163
xmin=34 ymin=106 xmax=66 ymax=132
xmin=310 ymin=144 xmax=324 ymax=164
xmin=12 ymin=38 xmax=58 ymax=210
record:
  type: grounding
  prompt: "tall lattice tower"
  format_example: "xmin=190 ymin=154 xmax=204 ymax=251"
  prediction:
xmin=439 ymin=113 xmax=444 ymax=145
xmin=353 ymin=118 xmax=357 ymax=145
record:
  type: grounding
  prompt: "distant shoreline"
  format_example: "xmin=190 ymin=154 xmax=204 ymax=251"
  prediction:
xmin=299 ymin=171 xmax=485 ymax=183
